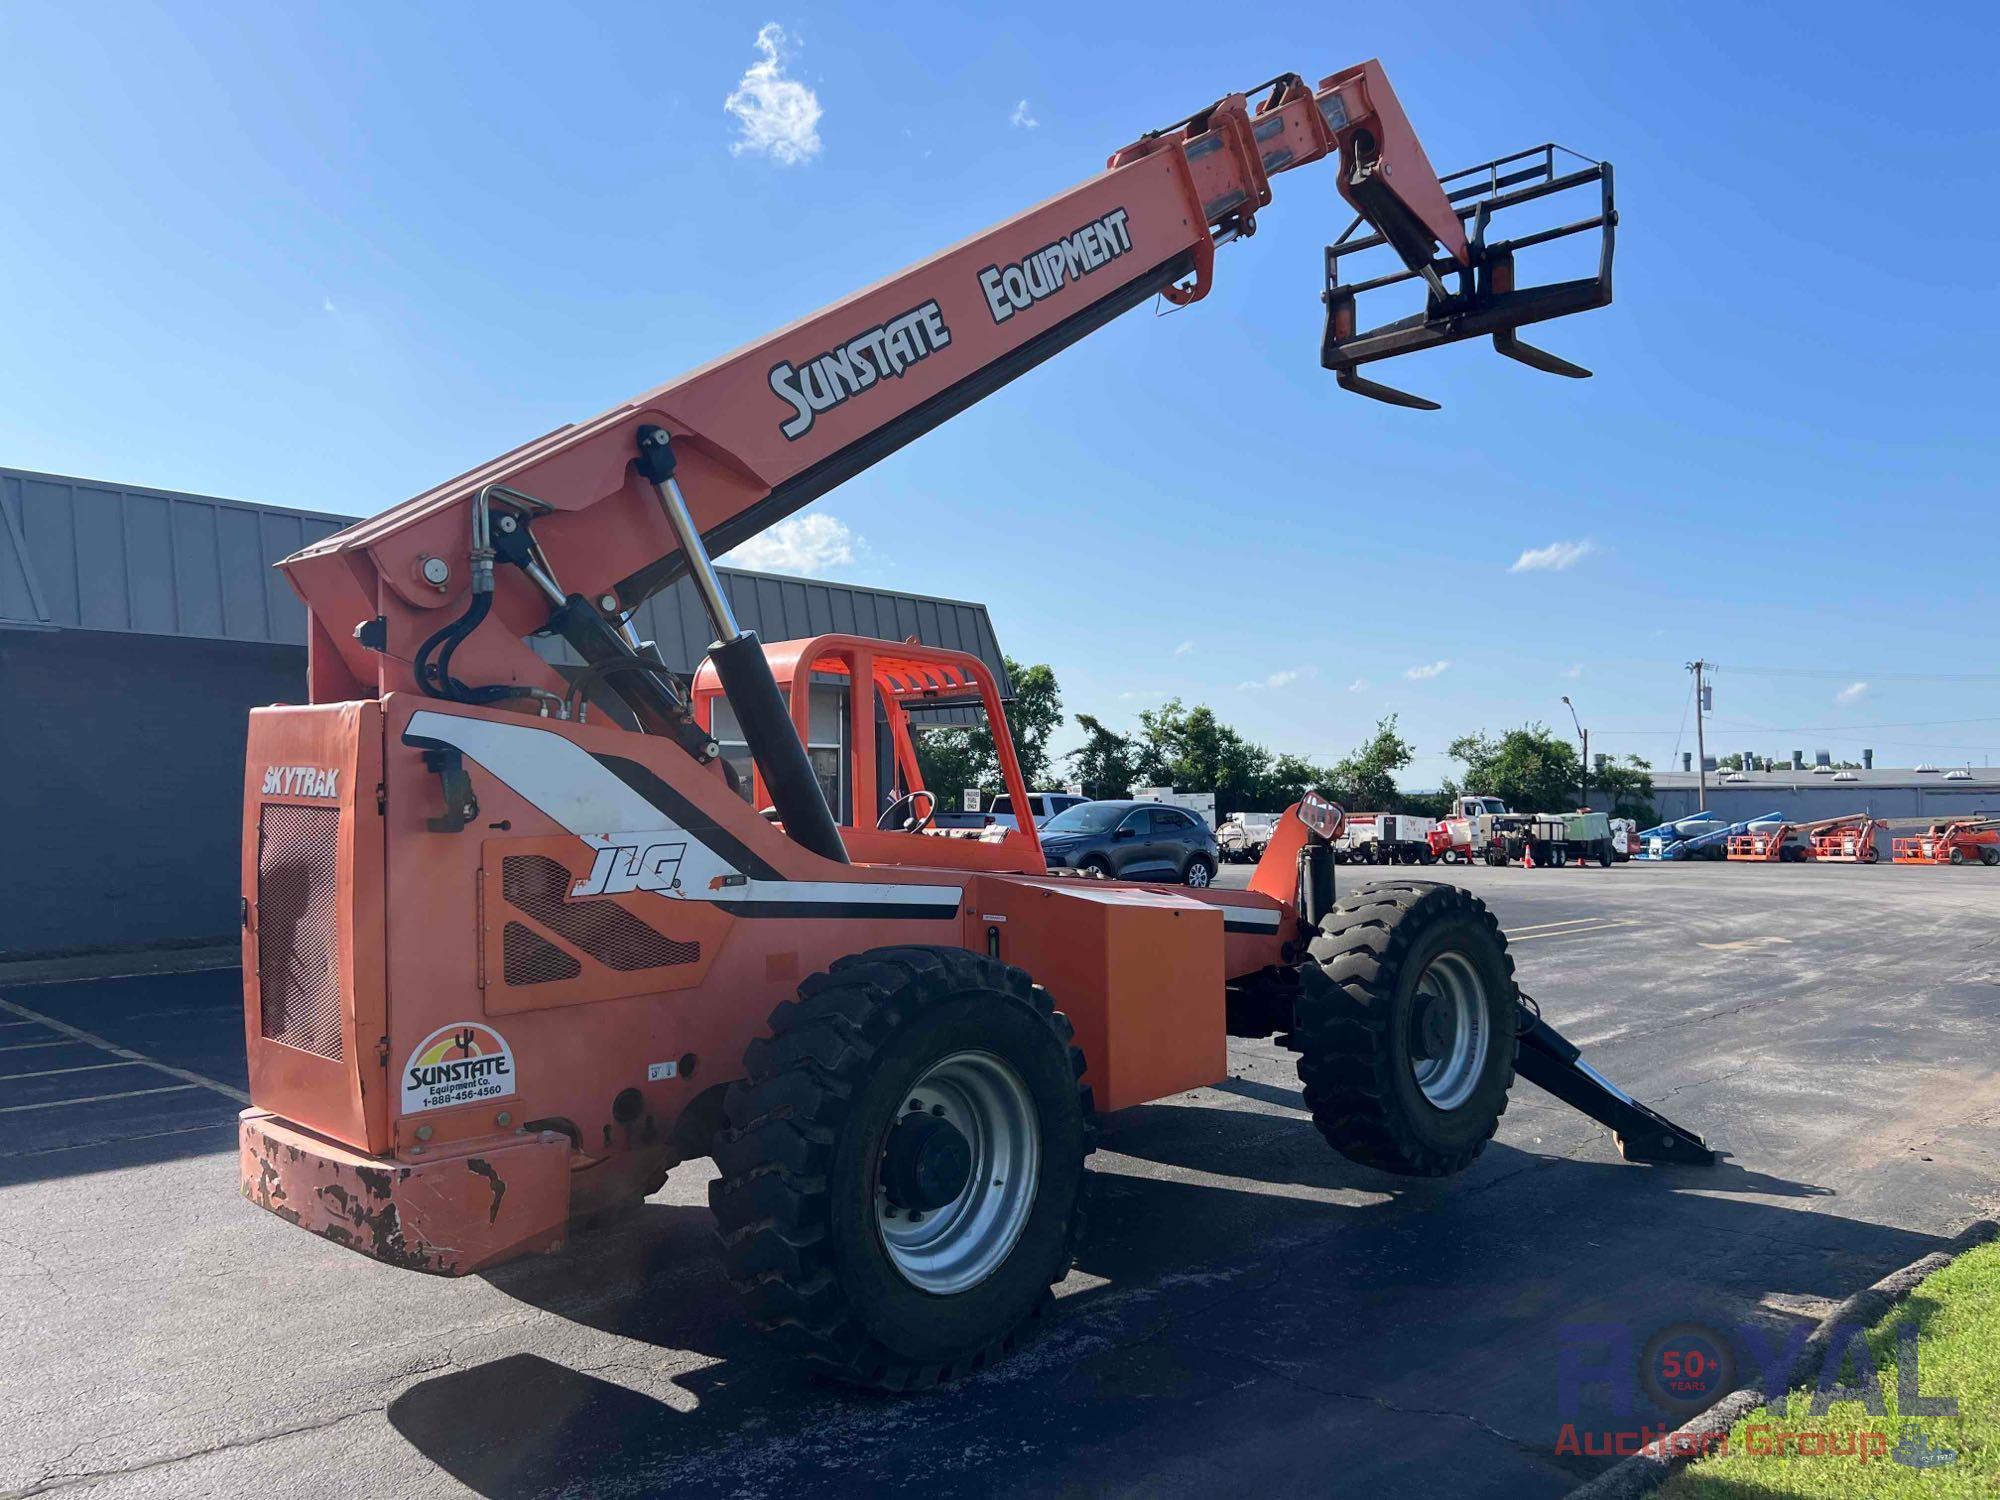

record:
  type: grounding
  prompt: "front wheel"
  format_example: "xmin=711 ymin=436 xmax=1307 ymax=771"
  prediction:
xmin=710 ymin=947 xmax=1093 ymax=1389
xmin=1291 ymin=881 xmax=1519 ymax=1176
xmin=1183 ymin=855 xmax=1216 ymax=888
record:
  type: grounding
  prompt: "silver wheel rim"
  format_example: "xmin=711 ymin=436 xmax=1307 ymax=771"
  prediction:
xmin=877 ymin=1050 xmax=1039 ymax=1295
xmin=1410 ymin=952 xmax=1490 ymax=1111
xmin=1186 ymin=862 xmax=1210 ymax=887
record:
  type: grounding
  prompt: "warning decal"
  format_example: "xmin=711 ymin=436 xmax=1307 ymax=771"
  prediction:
xmin=401 ymin=1022 xmax=516 ymax=1115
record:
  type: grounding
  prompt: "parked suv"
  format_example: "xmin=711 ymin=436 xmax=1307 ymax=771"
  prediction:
xmin=1039 ymin=799 xmax=1219 ymax=886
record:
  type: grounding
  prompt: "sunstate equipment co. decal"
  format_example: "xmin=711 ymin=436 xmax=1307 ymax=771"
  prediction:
xmin=768 ymin=300 xmax=952 ymax=441
xmin=978 ymin=207 xmax=1132 ymax=325
xmin=402 ymin=1022 xmax=516 ymax=1114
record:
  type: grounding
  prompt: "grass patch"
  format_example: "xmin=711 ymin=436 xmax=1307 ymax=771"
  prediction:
xmin=1661 ymin=1238 xmax=2000 ymax=1497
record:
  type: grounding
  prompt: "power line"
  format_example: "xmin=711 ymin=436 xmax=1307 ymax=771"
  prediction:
xmin=1597 ymin=714 xmax=2000 ymax=737
xmin=1710 ymin=664 xmax=2000 ymax=685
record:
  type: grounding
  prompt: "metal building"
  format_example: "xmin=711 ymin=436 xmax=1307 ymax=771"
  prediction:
xmin=1648 ymin=766 xmax=2000 ymax=825
xmin=0 ymin=466 xmax=1009 ymax=959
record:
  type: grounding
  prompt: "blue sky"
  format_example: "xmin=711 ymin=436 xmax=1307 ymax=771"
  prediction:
xmin=3 ymin=2 xmax=1996 ymax=785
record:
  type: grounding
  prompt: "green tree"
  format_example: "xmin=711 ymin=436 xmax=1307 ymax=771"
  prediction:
xmin=1588 ymin=753 xmax=1657 ymax=824
xmin=1327 ymin=714 xmax=1416 ymax=811
xmin=912 ymin=655 xmax=1061 ymax=810
xmin=1261 ymin=750 xmax=1340 ymax=809
xmin=1134 ymin=699 xmax=1270 ymax=816
xmin=1064 ymin=713 xmax=1141 ymax=799
xmin=1447 ymin=724 xmax=1582 ymax=813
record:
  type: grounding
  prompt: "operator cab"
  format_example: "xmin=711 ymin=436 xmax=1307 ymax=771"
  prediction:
xmin=690 ymin=634 xmax=1048 ymax=875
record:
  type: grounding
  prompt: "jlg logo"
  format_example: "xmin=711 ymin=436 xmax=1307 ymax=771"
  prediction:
xmin=262 ymin=765 xmax=340 ymax=798
xmin=572 ymin=840 xmax=689 ymax=897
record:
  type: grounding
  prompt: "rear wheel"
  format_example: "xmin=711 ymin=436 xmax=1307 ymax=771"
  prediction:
xmin=710 ymin=947 xmax=1092 ymax=1389
xmin=1290 ymin=881 xmax=1518 ymax=1177
xmin=1183 ymin=855 xmax=1216 ymax=888
xmin=1982 ymin=849 xmax=1999 ymax=868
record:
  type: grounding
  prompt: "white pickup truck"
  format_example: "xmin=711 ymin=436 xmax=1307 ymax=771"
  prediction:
xmin=984 ymin=790 xmax=1091 ymax=831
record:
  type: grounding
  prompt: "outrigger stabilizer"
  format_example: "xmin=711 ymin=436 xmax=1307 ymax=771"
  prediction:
xmin=1321 ymin=143 xmax=1616 ymax=409
xmin=1513 ymin=1001 xmax=1717 ymax=1165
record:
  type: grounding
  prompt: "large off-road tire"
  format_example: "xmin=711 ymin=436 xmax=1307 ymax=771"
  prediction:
xmin=1291 ymin=881 xmax=1519 ymax=1177
xmin=710 ymin=946 xmax=1093 ymax=1390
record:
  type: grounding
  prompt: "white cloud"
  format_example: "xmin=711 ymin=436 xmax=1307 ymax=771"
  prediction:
xmin=720 ymin=513 xmax=856 ymax=575
xmin=321 ymin=295 xmax=337 ymax=314
xmin=1009 ymin=98 xmax=1039 ymax=129
xmin=1173 ymin=640 xmax=1195 ymax=656
xmin=1563 ymin=663 xmax=1583 ymax=679
xmin=724 ymin=24 xmax=823 ymax=166
xmin=1238 ymin=667 xmax=1311 ymax=691
xmin=1405 ymin=660 xmax=1451 ymax=681
xmin=1835 ymin=680 xmax=1868 ymax=704
xmin=1347 ymin=678 xmax=1369 ymax=693
xmin=1509 ymin=538 xmax=1596 ymax=573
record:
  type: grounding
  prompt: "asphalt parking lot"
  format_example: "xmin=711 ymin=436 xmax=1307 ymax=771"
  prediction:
xmin=4 ymin=861 xmax=1998 ymax=1499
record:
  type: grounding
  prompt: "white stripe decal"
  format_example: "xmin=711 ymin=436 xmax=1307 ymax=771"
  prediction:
xmin=405 ymin=710 xmax=962 ymax=915
xmin=1219 ymin=907 xmax=1283 ymax=927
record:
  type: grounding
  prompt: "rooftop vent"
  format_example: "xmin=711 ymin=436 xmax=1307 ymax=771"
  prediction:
xmin=1946 ymin=768 xmax=1974 ymax=780
xmin=1833 ymin=770 xmax=1858 ymax=782
xmin=1723 ymin=772 xmax=1748 ymax=783
xmin=1812 ymin=764 xmax=1835 ymax=774
xmin=1915 ymin=763 xmax=1939 ymax=773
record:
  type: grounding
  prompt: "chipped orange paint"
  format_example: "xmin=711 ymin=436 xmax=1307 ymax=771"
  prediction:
xmin=240 ymin=1110 xmax=570 ymax=1275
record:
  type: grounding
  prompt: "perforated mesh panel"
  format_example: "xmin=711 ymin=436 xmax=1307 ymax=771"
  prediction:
xmin=501 ymin=854 xmax=700 ymax=973
xmin=256 ymin=804 xmax=344 ymax=1060
xmin=503 ymin=921 xmax=583 ymax=985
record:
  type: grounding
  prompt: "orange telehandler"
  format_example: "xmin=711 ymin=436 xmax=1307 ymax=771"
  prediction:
xmin=237 ymin=62 xmax=1708 ymax=1389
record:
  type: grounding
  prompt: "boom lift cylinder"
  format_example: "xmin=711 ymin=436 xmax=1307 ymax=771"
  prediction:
xmin=633 ymin=425 xmax=849 ymax=865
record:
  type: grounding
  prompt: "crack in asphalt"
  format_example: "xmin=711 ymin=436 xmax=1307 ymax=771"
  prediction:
xmin=5 ymin=1405 xmax=386 ymax=1497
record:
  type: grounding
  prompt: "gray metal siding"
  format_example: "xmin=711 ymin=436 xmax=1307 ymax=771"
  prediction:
xmin=1652 ymin=782 xmax=2000 ymax=825
xmin=553 ymin=569 xmax=1013 ymax=697
xmin=0 ymin=467 xmax=343 ymax=644
xmin=1 ymin=465 xmax=1011 ymax=693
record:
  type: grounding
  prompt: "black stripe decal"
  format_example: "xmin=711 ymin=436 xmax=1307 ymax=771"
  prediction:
xmin=1223 ymin=918 xmax=1282 ymax=934
xmin=592 ymin=753 xmax=787 ymax=882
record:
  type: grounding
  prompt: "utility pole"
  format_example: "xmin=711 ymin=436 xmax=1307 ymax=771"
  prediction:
xmin=1688 ymin=660 xmax=1709 ymax=812
xmin=1562 ymin=695 xmax=1587 ymax=810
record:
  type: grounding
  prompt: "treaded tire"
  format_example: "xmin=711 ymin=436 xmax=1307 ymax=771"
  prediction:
xmin=709 ymin=946 xmax=1093 ymax=1390
xmin=1292 ymin=881 xmax=1519 ymax=1177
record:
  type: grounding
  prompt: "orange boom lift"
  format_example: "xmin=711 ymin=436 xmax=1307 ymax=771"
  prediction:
xmin=1807 ymin=815 xmax=1887 ymax=864
xmin=1892 ymin=817 xmax=2000 ymax=866
xmin=237 ymin=63 xmax=1706 ymax=1388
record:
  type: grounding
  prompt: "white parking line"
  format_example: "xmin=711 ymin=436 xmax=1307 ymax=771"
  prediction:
xmin=0 ymin=1084 xmax=200 ymax=1114
xmin=1508 ymin=916 xmax=1627 ymax=934
xmin=0 ymin=1039 xmax=76 ymax=1054
xmin=1509 ymin=920 xmax=1637 ymax=944
xmin=0 ymin=997 xmax=248 ymax=1104
xmin=1 ymin=1061 xmax=145 ymax=1082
